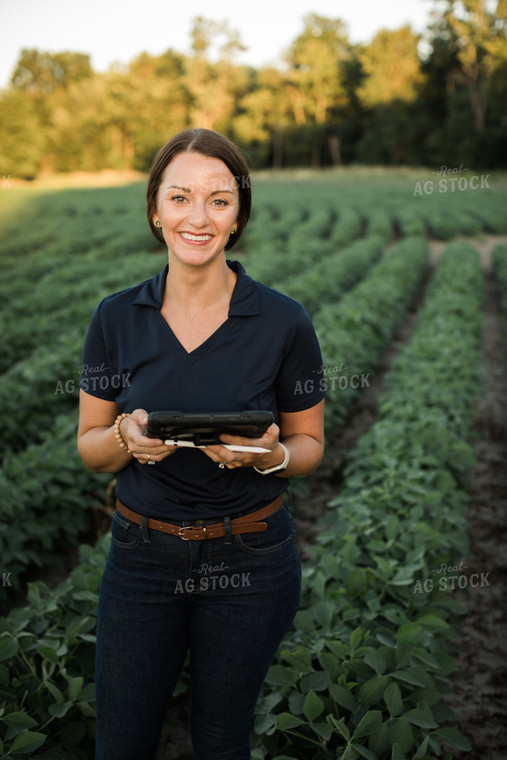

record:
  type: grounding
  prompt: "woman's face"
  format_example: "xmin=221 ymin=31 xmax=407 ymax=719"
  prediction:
xmin=154 ymin=151 xmax=239 ymax=268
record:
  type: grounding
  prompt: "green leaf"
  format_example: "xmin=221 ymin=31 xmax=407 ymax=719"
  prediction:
xmin=300 ymin=670 xmax=330 ymax=693
xmin=345 ymin=568 xmax=367 ymax=597
xmin=46 ymin=682 xmax=64 ymax=703
xmin=0 ymin=635 xmax=18 ymax=662
xmin=434 ymin=726 xmax=472 ymax=750
xmin=358 ymin=676 xmax=389 ymax=706
xmin=327 ymin=640 xmax=350 ymax=659
xmin=416 ymin=613 xmax=450 ymax=631
xmin=350 ymin=627 xmax=363 ymax=650
xmin=312 ymin=570 xmax=327 ymax=600
xmin=280 ymin=646 xmax=312 ymax=672
xmin=1 ymin=711 xmax=38 ymax=731
xmin=364 ymin=648 xmax=387 ymax=675
xmin=396 ymin=623 xmax=422 ymax=644
xmin=385 ymin=514 xmax=399 ymax=541
xmin=48 ymin=702 xmax=73 ymax=718
xmin=76 ymin=681 xmax=95 ymax=702
xmin=391 ymin=670 xmax=428 ymax=687
xmin=329 ymin=683 xmax=357 ymax=712
xmin=383 ymin=681 xmax=403 ymax=717
xmin=351 ymin=710 xmax=382 ymax=740
xmin=313 ymin=601 xmax=334 ymax=628
xmin=328 ymin=715 xmax=351 ymax=742
xmin=390 ymin=565 xmax=417 ymax=586
xmin=391 ymin=743 xmax=407 ymax=760
xmin=265 ymin=665 xmax=299 ymax=687
xmin=303 ymin=690 xmax=324 ymax=722
xmin=66 ymin=675 xmax=84 ymax=702
xmin=293 ymin=610 xmax=315 ymax=634
xmin=38 ymin=645 xmax=60 ymax=664
xmin=403 ymin=708 xmax=437 ymax=729
xmin=390 ymin=718 xmax=413 ymax=753
xmin=276 ymin=713 xmax=304 ymax=731
xmin=312 ymin=722 xmax=333 ymax=741
xmin=288 ymin=691 xmax=305 ymax=716
xmin=351 ymin=744 xmax=378 ymax=760
xmin=254 ymin=713 xmax=276 ymax=735
xmin=412 ymin=735 xmax=430 ymax=760
xmin=8 ymin=731 xmax=47 ymax=754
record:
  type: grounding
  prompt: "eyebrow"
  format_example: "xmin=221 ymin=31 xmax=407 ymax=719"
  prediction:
xmin=167 ymin=185 xmax=235 ymax=195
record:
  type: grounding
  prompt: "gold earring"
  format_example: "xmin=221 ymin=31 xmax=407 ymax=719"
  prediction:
xmin=231 ymin=228 xmax=236 ymax=234
xmin=155 ymin=220 xmax=161 ymax=228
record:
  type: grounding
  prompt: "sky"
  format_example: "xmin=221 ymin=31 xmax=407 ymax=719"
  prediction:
xmin=0 ymin=0 xmax=437 ymax=89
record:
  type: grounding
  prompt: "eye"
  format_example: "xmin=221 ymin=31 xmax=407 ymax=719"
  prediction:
xmin=170 ymin=195 xmax=188 ymax=204
xmin=211 ymin=198 xmax=229 ymax=207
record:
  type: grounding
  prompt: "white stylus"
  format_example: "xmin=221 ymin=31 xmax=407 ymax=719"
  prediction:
xmin=164 ymin=439 xmax=270 ymax=454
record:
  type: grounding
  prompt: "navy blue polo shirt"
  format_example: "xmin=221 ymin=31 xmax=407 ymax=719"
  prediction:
xmin=80 ymin=260 xmax=325 ymax=520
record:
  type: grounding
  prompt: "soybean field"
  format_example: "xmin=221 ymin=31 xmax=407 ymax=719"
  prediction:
xmin=1 ymin=169 xmax=507 ymax=760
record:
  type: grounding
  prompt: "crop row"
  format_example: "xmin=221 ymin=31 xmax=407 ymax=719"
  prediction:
xmin=251 ymin=241 xmax=482 ymax=759
xmin=247 ymin=178 xmax=507 ymax=243
xmin=271 ymin=235 xmax=385 ymax=315
xmin=0 ymin=253 xmax=165 ymax=456
xmin=0 ymin=414 xmax=109 ymax=608
xmin=0 ymin=539 xmax=107 ymax=759
xmin=0 ymin=232 xmax=159 ymax=374
xmin=315 ymin=236 xmax=428 ymax=429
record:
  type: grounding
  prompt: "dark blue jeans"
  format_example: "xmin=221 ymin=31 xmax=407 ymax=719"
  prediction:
xmin=95 ymin=501 xmax=302 ymax=760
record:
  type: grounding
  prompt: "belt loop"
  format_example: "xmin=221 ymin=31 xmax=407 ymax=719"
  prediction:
xmin=141 ymin=516 xmax=151 ymax=543
xmin=223 ymin=515 xmax=232 ymax=544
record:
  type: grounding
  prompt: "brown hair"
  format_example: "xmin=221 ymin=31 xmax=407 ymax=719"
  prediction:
xmin=146 ymin=128 xmax=251 ymax=251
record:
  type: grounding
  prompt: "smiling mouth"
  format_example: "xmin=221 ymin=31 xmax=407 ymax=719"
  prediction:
xmin=180 ymin=232 xmax=213 ymax=242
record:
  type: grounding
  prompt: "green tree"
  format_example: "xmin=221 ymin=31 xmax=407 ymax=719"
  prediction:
xmin=184 ymin=17 xmax=249 ymax=132
xmin=0 ymin=89 xmax=45 ymax=177
xmin=11 ymin=48 xmax=92 ymax=95
xmin=127 ymin=50 xmax=189 ymax=170
xmin=354 ymin=27 xmax=428 ymax=165
xmin=284 ymin=13 xmax=351 ymax=125
xmin=234 ymin=66 xmax=290 ymax=167
xmin=432 ymin=0 xmax=507 ymax=133
xmin=357 ymin=26 xmax=425 ymax=106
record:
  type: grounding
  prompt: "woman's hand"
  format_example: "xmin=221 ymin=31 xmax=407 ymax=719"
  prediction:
xmin=122 ymin=409 xmax=179 ymax=465
xmin=201 ymin=423 xmax=285 ymax=470
xmin=201 ymin=401 xmax=325 ymax=478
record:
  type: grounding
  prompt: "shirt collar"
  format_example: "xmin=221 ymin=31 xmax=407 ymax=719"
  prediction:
xmin=132 ymin=260 xmax=261 ymax=317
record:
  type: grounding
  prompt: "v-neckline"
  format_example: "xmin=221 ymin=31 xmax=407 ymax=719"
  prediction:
xmin=156 ymin=311 xmax=233 ymax=366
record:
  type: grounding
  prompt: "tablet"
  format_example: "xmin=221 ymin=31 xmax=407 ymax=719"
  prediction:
xmin=146 ymin=410 xmax=274 ymax=447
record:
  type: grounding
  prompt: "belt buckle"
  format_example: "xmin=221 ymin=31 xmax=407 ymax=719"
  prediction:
xmin=178 ymin=525 xmax=207 ymax=541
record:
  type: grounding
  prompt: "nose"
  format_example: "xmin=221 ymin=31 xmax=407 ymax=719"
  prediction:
xmin=187 ymin=199 xmax=209 ymax=228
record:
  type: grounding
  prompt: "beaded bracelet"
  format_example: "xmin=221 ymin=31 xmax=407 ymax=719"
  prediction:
xmin=114 ymin=412 xmax=132 ymax=454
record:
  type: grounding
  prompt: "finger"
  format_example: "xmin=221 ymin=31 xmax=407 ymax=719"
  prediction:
xmin=219 ymin=423 xmax=280 ymax=449
xmin=200 ymin=445 xmax=237 ymax=468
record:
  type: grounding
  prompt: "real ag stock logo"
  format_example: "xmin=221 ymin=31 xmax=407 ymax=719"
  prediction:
xmin=413 ymin=560 xmax=491 ymax=593
xmin=413 ymin=165 xmax=490 ymax=196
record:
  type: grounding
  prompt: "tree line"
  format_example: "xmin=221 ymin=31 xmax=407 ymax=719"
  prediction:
xmin=1 ymin=0 xmax=506 ymax=178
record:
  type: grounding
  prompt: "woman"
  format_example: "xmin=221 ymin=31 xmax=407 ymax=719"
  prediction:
xmin=77 ymin=128 xmax=325 ymax=760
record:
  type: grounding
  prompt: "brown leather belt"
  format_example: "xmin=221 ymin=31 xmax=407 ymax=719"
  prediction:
xmin=115 ymin=494 xmax=284 ymax=541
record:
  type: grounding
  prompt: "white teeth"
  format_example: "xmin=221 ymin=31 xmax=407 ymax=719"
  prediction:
xmin=181 ymin=232 xmax=212 ymax=241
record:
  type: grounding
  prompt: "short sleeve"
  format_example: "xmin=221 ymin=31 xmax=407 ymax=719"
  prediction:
xmin=276 ymin=305 xmax=326 ymax=412
xmin=79 ymin=303 xmax=117 ymax=401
